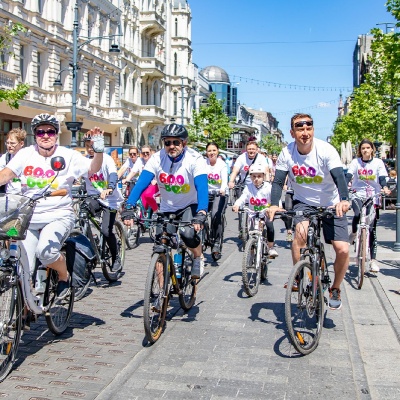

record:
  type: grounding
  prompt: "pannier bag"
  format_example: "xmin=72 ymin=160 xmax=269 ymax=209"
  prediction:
xmin=65 ymin=234 xmax=96 ymax=288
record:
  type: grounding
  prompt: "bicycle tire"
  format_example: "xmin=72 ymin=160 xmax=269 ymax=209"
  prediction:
xmin=242 ymin=236 xmax=261 ymax=297
xmin=45 ymin=269 xmax=75 ymax=335
xmin=101 ymin=220 xmax=126 ymax=282
xmin=178 ymin=249 xmax=197 ymax=310
xmin=240 ymin=212 xmax=249 ymax=246
xmin=285 ymin=260 xmax=324 ymax=355
xmin=0 ymin=275 xmax=23 ymax=382
xmin=125 ymin=223 xmax=141 ymax=250
xmin=143 ymin=253 xmax=169 ymax=344
xmin=211 ymin=214 xmax=225 ymax=262
xmin=320 ymin=251 xmax=330 ymax=293
xmin=260 ymin=242 xmax=268 ymax=281
xmin=356 ymin=228 xmax=366 ymax=290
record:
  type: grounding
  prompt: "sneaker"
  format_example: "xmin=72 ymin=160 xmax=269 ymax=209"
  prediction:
xmin=329 ymin=287 xmax=342 ymax=310
xmin=349 ymin=232 xmax=356 ymax=244
xmin=369 ymin=260 xmax=380 ymax=273
xmin=284 ymin=280 xmax=298 ymax=292
xmin=192 ymin=257 xmax=204 ymax=279
xmin=212 ymin=244 xmax=221 ymax=261
xmin=286 ymin=232 xmax=293 ymax=242
xmin=56 ymin=280 xmax=71 ymax=300
xmin=268 ymin=248 xmax=279 ymax=258
xmin=112 ymin=259 xmax=122 ymax=272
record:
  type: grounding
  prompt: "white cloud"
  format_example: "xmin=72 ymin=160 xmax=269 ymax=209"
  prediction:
xmin=317 ymin=102 xmax=331 ymax=108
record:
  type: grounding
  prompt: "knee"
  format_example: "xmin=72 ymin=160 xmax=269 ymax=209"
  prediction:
xmin=179 ymin=226 xmax=200 ymax=249
xmin=334 ymin=243 xmax=349 ymax=257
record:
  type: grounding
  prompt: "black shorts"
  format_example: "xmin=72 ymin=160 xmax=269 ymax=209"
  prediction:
xmin=293 ymin=201 xmax=348 ymax=244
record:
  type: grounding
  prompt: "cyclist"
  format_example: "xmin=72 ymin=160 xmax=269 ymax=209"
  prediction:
xmin=83 ymin=137 xmax=124 ymax=271
xmin=232 ymin=164 xmax=278 ymax=257
xmin=267 ymin=113 xmax=350 ymax=310
xmin=118 ymin=146 xmax=142 ymax=182
xmin=121 ymin=123 xmax=208 ymax=279
xmin=346 ymin=138 xmax=391 ymax=273
xmin=0 ymin=114 xmax=104 ymax=298
xmin=0 ymin=128 xmax=26 ymax=194
xmin=205 ymin=142 xmax=228 ymax=260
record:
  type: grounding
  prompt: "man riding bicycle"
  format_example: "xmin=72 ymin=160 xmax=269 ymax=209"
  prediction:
xmin=267 ymin=113 xmax=350 ymax=310
xmin=83 ymin=137 xmax=124 ymax=272
xmin=121 ymin=123 xmax=208 ymax=279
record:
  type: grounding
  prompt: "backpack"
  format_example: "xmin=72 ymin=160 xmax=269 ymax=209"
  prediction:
xmin=0 ymin=153 xmax=12 ymax=194
xmin=64 ymin=234 xmax=96 ymax=288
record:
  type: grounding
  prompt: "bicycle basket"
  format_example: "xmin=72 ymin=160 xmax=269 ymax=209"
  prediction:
xmin=0 ymin=194 xmax=34 ymax=240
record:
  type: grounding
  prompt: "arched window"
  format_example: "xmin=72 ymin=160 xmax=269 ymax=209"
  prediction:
xmin=175 ymin=18 xmax=178 ymax=36
xmin=173 ymin=91 xmax=178 ymax=115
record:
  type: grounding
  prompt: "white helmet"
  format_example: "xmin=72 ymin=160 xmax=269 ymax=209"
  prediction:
xmin=249 ymin=164 xmax=265 ymax=174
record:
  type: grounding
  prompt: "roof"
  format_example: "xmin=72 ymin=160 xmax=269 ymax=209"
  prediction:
xmin=200 ymin=66 xmax=230 ymax=83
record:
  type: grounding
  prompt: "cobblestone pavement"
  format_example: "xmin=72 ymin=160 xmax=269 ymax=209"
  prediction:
xmin=1 ymin=210 xmax=400 ymax=399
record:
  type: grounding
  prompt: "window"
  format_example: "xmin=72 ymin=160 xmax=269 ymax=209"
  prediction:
xmin=175 ymin=18 xmax=178 ymax=36
xmin=37 ymin=52 xmax=42 ymax=87
xmin=37 ymin=0 xmax=43 ymax=13
xmin=174 ymin=53 xmax=177 ymax=76
xmin=19 ymin=45 xmax=25 ymax=81
xmin=173 ymin=91 xmax=178 ymax=115
xmin=0 ymin=51 xmax=6 ymax=70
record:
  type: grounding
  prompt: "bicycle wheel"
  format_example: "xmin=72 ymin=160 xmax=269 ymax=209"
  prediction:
xmin=242 ymin=236 xmax=261 ymax=297
xmin=260 ymin=242 xmax=269 ymax=281
xmin=356 ymin=228 xmax=366 ymax=290
xmin=45 ymin=269 xmax=74 ymax=335
xmin=285 ymin=260 xmax=324 ymax=355
xmin=240 ymin=212 xmax=249 ymax=245
xmin=320 ymin=251 xmax=330 ymax=293
xmin=179 ymin=249 xmax=197 ymax=310
xmin=143 ymin=253 xmax=169 ymax=344
xmin=0 ymin=273 xmax=23 ymax=382
xmin=101 ymin=220 xmax=126 ymax=282
xmin=125 ymin=223 xmax=141 ymax=250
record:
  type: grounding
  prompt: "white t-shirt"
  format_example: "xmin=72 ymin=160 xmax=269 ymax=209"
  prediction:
xmin=7 ymin=145 xmax=91 ymax=223
xmin=234 ymin=182 xmax=272 ymax=211
xmin=144 ymin=147 xmax=207 ymax=212
xmin=83 ymin=153 xmax=123 ymax=209
xmin=234 ymin=152 xmax=269 ymax=184
xmin=348 ymin=157 xmax=388 ymax=202
xmin=127 ymin=157 xmax=145 ymax=178
xmin=276 ymin=138 xmax=342 ymax=207
xmin=121 ymin=157 xmax=136 ymax=175
xmin=206 ymin=158 xmax=227 ymax=193
xmin=0 ymin=153 xmax=22 ymax=194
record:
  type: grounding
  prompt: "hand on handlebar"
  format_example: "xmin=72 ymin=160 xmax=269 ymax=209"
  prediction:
xmin=266 ymin=205 xmax=285 ymax=221
xmin=100 ymin=188 xmax=113 ymax=200
xmin=335 ymin=200 xmax=351 ymax=218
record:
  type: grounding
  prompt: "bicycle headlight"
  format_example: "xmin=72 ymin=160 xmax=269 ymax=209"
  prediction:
xmin=0 ymin=248 xmax=10 ymax=260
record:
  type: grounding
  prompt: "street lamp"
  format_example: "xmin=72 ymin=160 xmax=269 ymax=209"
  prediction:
xmin=393 ymin=99 xmax=400 ymax=251
xmin=53 ymin=0 xmax=121 ymax=147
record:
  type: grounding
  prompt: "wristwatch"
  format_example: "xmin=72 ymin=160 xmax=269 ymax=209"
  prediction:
xmin=340 ymin=196 xmax=349 ymax=202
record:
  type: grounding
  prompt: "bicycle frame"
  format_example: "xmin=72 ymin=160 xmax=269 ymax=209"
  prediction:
xmin=245 ymin=208 xmax=267 ymax=268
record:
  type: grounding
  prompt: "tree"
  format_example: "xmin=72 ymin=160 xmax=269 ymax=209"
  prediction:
xmin=188 ymin=93 xmax=232 ymax=149
xmin=0 ymin=23 xmax=29 ymax=109
xmin=259 ymin=133 xmax=283 ymax=154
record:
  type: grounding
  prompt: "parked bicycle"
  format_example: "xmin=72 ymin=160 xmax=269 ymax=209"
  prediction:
xmin=142 ymin=213 xmax=197 ymax=344
xmin=72 ymin=190 xmax=126 ymax=301
xmin=198 ymin=189 xmax=227 ymax=261
xmin=277 ymin=208 xmax=333 ymax=355
xmin=350 ymin=191 xmax=382 ymax=289
xmin=240 ymin=207 xmax=269 ymax=297
xmin=0 ymin=175 xmax=74 ymax=381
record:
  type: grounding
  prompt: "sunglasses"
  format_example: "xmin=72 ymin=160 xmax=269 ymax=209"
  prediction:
xmin=164 ymin=139 xmax=182 ymax=147
xmin=129 ymin=153 xmax=137 ymax=156
xmin=294 ymin=120 xmax=313 ymax=128
xmin=142 ymin=152 xmax=150 ymax=155
xmin=35 ymin=129 xmax=57 ymax=137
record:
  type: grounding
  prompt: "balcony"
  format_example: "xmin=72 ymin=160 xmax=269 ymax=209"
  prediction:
xmin=0 ymin=70 xmax=18 ymax=89
xmin=139 ymin=10 xmax=166 ymax=36
xmin=140 ymin=57 xmax=165 ymax=79
xmin=171 ymin=36 xmax=191 ymax=48
xmin=140 ymin=105 xmax=165 ymax=123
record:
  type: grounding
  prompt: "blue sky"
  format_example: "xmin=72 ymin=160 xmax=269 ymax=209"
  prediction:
xmin=189 ymin=0 xmax=396 ymax=141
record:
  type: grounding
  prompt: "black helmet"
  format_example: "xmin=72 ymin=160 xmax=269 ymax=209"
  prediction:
xmin=31 ymin=113 xmax=60 ymax=134
xmin=161 ymin=123 xmax=188 ymax=140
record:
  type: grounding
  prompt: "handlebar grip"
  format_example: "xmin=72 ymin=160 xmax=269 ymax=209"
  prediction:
xmin=50 ymin=189 xmax=68 ymax=197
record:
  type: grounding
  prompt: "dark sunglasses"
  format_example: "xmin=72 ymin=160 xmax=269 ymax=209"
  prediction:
xmin=294 ymin=120 xmax=313 ymax=128
xmin=129 ymin=153 xmax=137 ymax=156
xmin=164 ymin=139 xmax=182 ymax=147
xmin=142 ymin=152 xmax=150 ymax=155
xmin=35 ymin=129 xmax=57 ymax=137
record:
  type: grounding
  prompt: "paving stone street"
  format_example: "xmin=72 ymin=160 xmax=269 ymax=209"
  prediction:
xmin=1 ymin=209 xmax=399 ymax=399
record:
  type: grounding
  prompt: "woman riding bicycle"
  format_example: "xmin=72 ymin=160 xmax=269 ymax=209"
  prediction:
xmin=347 ymin=139 xmax=391 ymax=273
xmin=205 ymin=142 xmax=228 ymax=260
xmin=83 ymin=137 xmax=124 ymax=272
xmin=0 ymin=114 xmax=104 ymax=299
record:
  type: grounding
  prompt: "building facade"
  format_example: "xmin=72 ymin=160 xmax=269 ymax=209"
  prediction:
xmin=0 ymin=0 xmax=194 ymax=152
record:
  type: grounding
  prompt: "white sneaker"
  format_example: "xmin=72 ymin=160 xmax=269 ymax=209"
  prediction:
xmin=268 ymin=248 xmax=279 ymax=258
xmin=349 ymin=232 xmax=356 ymax=244
xmin=369 ymin=260 xmax=380 ymax=273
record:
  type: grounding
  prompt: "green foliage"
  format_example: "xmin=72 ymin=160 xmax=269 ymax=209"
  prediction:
xmin=331 ymin=0 xmax=400 ymax=150
xmin=0 ymin=22 xmax=29 ymax=109
xmin=188 ymin=93 xmax=232 ymax=149
xmin=259 ymin=134 xmax=283 ymax=155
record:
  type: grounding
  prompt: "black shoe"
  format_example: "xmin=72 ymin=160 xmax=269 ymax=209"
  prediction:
xmin=212 ymin=244 xmax=222 ymax=261
xmin=112 ymin=259 xmax=122 ymax=272
xmin=56 ymin=280 xmax=71 ymax=300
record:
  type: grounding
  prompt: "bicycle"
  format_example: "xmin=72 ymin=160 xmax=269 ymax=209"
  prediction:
xmin=199 ymin=189 xmax=227 ymax=261
xmin=277 ymin=208 xmax=333 ymax=355
xmin=72 ymin=191 xmax=126 ymax=301
xmin=240 ymin=207 xmax=270 ymax=297
xmin=0 ymin=163 xmax=74 ymax=380
xmin=350 ymin=191 xmax=382 ymax=289
xmin=141 ymin=213 xmax=197 ymax=344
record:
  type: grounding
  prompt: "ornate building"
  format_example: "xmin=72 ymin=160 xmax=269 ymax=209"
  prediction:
xmin=0 ymin=0 xmax=194 ymax=152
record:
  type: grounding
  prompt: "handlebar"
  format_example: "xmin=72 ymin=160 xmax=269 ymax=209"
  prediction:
xmin=72 ymin=192 xmax=100 ymax=200
xmin=49 ymin=189 xmax=68 ymax=197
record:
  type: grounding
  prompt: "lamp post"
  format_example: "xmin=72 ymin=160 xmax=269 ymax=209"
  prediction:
xmin=53 ymin=0 xmax=121 ymax=147
xmin=393 ymin=99 xmax=400 ymax=251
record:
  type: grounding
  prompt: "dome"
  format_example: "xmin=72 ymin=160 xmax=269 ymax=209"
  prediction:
xmin=200 ymin=66 xmax=230 ymax=83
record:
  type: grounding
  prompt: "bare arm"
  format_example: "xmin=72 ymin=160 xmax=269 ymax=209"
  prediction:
xmin=117 ymin=165 xmax=127 ymax=179
xmin=0 ymin=167 xmax=17 ymax=186
xmin=88 ymin=152 xmax=103 ymax=176
xmin=228 ymin=166 xmax=240 ymax=188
